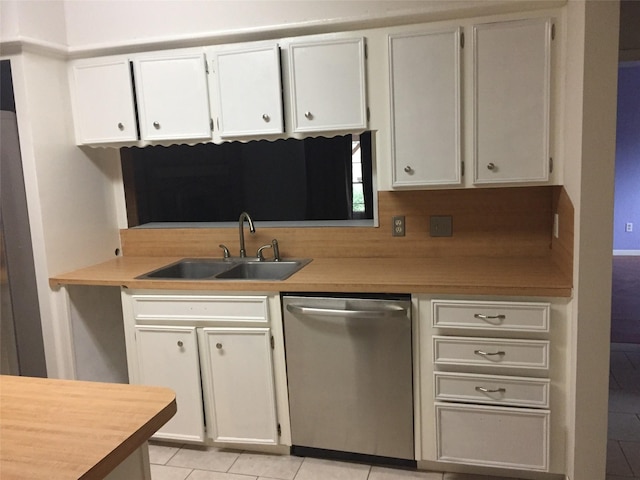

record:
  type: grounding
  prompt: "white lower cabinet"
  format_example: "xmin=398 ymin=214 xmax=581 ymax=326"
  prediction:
xmin=134 ymin=325 xmax=205 ymax=442
xmin=199 ymin=327 xmax=278 ymax=445
xmin=418 ymin=296 xmax=565 ymax=474
xmin=123 ymin=291 xmax=284 ymax=446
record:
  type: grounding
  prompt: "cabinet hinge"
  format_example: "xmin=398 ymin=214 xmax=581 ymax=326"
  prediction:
xmin=277 ymin=423 xmax=282 ymax=436
xmin=461 ymin=161 xmax=465 ymax=177
xmin=204 ymin=57 xmax=209 ymax=74
xmin=364 ymin=43 xmax=368 ymax=60
xmin=460 ymin=31 xmax=465 ymax=49
xmin=216 ymin=118 xmax=220 ymax=130
xmin=210 ymin=118 xmax=214 ymax=131
xmin=551 ymin=23 xmax=556 ymax=41
xmin=549 ymin=157 xmax=553 ymax=173
xmin=270 ymin=335 xmax=275 ymax=350
xmin=366 ymin=107 xmax=370 ymax=122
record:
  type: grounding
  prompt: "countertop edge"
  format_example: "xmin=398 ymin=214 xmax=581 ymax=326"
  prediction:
xmin=49 ymin=256 xmax=573 ymax=298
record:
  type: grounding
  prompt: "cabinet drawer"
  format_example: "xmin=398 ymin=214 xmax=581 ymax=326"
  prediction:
xmin=432 ymin=300 xmax=549 ymax=332
xmin=435 ymin=402 xmax=549 ymax=471
xmin=433 ymin=336 xmax=549 ymax=370
xmin=131 ymin=295 xmax=269 ymax=323
xmin=434 ymin=372 xmax=549 ymax=408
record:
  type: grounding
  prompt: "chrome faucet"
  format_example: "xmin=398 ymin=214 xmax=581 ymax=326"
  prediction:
xmin=238 ymin=211 xmax=255 ymax=257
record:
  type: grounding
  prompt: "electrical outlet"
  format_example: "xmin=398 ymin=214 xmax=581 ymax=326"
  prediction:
xmin=392 ymin=216 xmax=405 ymax=237
xmin=626 ymin=222 xmax=633 ymax=233
xmin=430 ymin=215 xmax=453 ymax=237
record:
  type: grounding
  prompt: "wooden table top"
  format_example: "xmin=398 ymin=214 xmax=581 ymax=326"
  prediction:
xmin=0 ymin=375 xmax=176 ymax=480
xmin=50 ymin=255 xmax=572 ymax=297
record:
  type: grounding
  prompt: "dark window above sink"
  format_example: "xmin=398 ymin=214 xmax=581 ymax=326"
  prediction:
xmin=121 ymin=132 xmax=374 ymax=227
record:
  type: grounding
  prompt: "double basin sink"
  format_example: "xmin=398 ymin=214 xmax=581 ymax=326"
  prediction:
xmin=137 ymin=257 xmax=312 ymax=281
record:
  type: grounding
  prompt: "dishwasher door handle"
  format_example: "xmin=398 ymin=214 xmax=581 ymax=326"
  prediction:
xmin=286 ymin=303 xmax=408 ymax=319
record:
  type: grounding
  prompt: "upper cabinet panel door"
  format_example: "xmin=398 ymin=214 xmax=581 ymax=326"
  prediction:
xmin=213 ymin=45 xmax=284 ymax=137
xmin=70 ymin=58 xmax=138 ymax=145
xmin=473 ymin=18 xmax=552 ymax=184
xmin=134 ymin=52 xmax=212 ymax=142
xmin=389 ymin=28 xmax=462 ymax=187
xmin=288 ymin=37 xmax=367 ymax=133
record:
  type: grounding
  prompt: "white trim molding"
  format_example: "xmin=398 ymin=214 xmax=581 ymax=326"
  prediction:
xmin=613 ymin=250 xmax=640 ymax=256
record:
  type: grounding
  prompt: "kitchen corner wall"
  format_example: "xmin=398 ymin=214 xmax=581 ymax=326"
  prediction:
xmin=121 ymin=186 xmax=573 ymax=269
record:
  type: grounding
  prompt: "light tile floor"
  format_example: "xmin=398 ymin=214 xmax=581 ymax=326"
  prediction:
xmin=148 ymin=443 xmax=524 ymax=480
xmin=149 ymin=342 xmax=640 ymax=480
xmin=607 ymin=343 xmax=640 ymax=480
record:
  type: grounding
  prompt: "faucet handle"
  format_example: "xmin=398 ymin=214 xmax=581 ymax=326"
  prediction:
xmin=257 ymin=244 xmax=273 ymax=261
xmin=271 ymin=239 xmax=280 ymax=261
xmin=219 ymin=244 xmax=231 ymax=259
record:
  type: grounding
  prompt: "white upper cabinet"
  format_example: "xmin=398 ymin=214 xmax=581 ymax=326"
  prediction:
xmin=472 ymin=18 xmax=552 ymax=184
xmin=389 ymin=28 xmax=462 ymax=187
xmin=133 ymin=52 xmax=212 ymax=142
xmin=212 ymin=45 xmax=284 ymax=137
xmin=69 ymin=57 xmax=138 ymax=144
xmin=288 ymin=37 xmax=367 ymax=133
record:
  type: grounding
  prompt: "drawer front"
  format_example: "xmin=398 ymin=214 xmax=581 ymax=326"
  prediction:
xmin=435 ymin=402 xmax=549 ymax=471
xmin=131 ymin=294 xmax=269 ymax=323
xmin=434 ymin=372 xmax=550 ymax=408
xmin=433 ymin=336 xmax=549 ymax=370
xmin=432 ymin=300 xmax=550 ymax=332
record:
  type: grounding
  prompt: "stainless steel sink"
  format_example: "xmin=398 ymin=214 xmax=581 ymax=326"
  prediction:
xmin=215 ymin=260 xmax=311 ymax=280
xmin=139 ymin=259 xmax=236 ymax=279
xmin=137 ymin=258 xmax=311 ymax=281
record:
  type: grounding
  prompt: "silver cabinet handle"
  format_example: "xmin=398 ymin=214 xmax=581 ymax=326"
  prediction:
xmin=487 ymin=162 xmax=496 ymax=170
xmin=117 ymin=122 xmax=124 ymax=131
xmin=262 ymin=114 xmax=270 ymax=122
xmin=475 ymin=386 xmax=506 ymax=394
xmin=153 ymin=121 xmax=160 ymax=129
xmin=216 ymin=343 xmax=223 ymax=349
xmin=474 ymin=349 xmax=506 ymax=356
xmin=404 ymin=166 xmax=413 ymax=173
xmin=286 ymin=304 xmax=407 ymax=319
xmin=474 ymin=313 xmax=506 ymax=324
xmin=177 ymin=340 xmax=183 ymax=347
xmin=304 ymin=111 xmax=313 ymax=119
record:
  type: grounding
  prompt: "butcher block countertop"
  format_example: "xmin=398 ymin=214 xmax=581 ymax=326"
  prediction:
xmin=50 ymin=255 xmax=572 ymax=297
xmin=0 ymin=375 xmax=176 ymax=480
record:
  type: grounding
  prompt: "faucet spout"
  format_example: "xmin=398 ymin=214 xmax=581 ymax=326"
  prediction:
xmin=238 ymin=211 xmax=255 ymax=257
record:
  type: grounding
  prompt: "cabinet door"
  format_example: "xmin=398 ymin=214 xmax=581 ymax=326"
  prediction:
xmin=436 ymin=403 xmax=549 ymax=471
xmin=134 ymin=52 xmax=212 ymax=141
xmin=134 ymin=325 xmax=205 ymax=442
xmin=389 ymin=29 xmax=462 ymax=187
xmin=199 ymin=327 xmax=278 ymax=445
xmin=288 ymin=37 xmax=367 ymax=133
xmin=69 ymin=58 xmax=138 ymax=144
xmin=473 ymin=18 xmax=552 ymax=184
xmin=213 ymin=45 xmax=284 ymax=137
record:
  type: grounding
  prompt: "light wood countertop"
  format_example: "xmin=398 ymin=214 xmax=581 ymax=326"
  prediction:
xmin=50 ymin=255 xmax=572 ymax=297
xmin=0 ymin=375 xmax=176 ymax=480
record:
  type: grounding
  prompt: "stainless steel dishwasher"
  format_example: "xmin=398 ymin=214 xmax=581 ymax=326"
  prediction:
xmin=282 ymin=294 xmax=414 ymax=465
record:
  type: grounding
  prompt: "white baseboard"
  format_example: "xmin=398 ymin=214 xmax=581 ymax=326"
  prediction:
xmin=613 ymin=250 xmax=640 ymax=256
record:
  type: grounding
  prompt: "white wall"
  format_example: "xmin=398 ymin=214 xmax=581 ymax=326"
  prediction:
xmin=60 ymin=0 xmax=561 ymax=53
xmin=0 ymin=0 xmax=67 ymax=46
xmin=562 ymin=1 xmax=620 ymax=479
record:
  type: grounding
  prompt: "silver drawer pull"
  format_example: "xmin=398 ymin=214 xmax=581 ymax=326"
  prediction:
xmin=474 ymin=313 xmax=506 ymax=323
xmin=474 ymin=349 xmax=506 ymax=357
xmin=475 ymin=386 xmax=506 ymax=394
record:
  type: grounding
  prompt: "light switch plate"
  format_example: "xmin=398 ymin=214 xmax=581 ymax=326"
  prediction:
xmin=430 ymin=215 xmax=453 ymax=237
